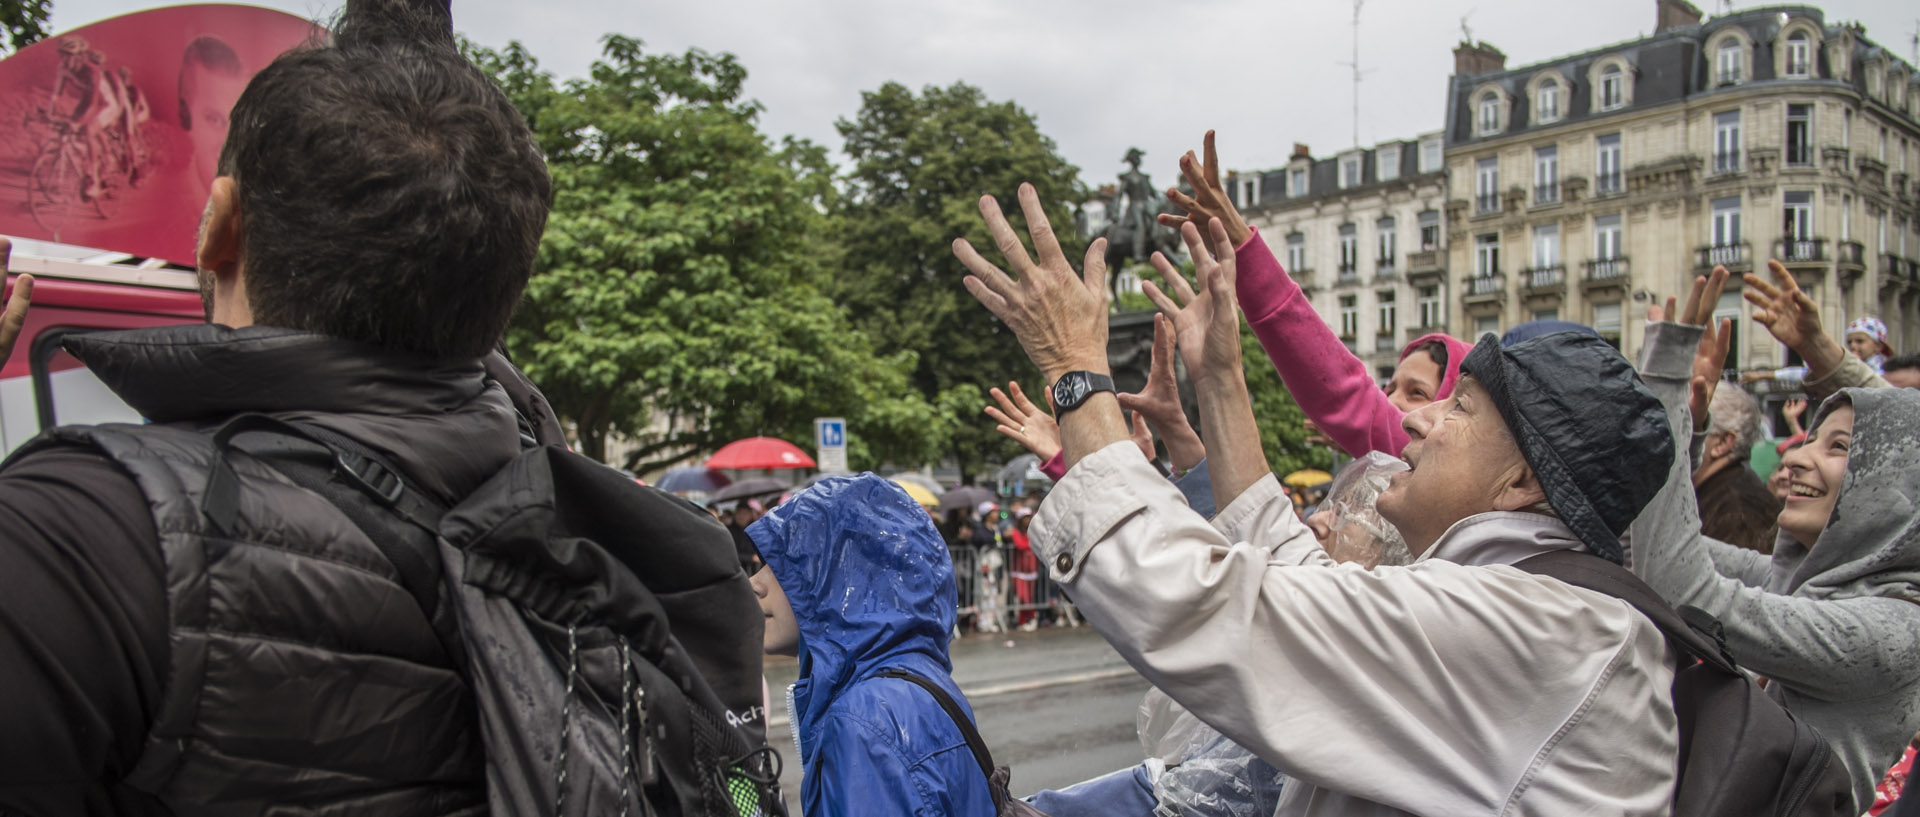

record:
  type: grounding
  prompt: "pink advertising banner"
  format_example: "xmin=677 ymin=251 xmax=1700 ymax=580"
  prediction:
xmin=0 ymin=4 xmax=322 ymax=266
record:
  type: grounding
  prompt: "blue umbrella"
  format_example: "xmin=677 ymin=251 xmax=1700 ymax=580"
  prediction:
xmin=657 ymin=467 xmax=730 ymax=494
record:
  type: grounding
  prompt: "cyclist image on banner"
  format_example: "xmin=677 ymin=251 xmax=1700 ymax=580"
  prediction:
xmin=0 ymin=5 xmax=319 ymax=265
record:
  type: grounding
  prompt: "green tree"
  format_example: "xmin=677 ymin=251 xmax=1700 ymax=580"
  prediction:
xmin=472 ymin=37 xmax=947 ymax=472
xmin=831 ymin=81 xmax=1086 ymax=481
xmin=1 ymin=0 xmax=50 ymax=54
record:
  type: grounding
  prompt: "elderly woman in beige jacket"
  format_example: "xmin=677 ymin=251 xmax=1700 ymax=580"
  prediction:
xmin=951 ymin=185 xmax=1684 ymax=816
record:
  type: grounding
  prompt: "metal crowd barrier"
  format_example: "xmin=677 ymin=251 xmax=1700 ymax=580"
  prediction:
xmin=948 ymin=545 xmax=1079 ymax=634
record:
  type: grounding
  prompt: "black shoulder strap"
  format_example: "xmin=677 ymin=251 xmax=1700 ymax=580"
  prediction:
xmin=875 ymin=668 xmax=996 ymax=780
xmin=1514 ymin=549 xmax=1737 ymax=673
xmin=199 ymin=413 xmax=456 ymax=661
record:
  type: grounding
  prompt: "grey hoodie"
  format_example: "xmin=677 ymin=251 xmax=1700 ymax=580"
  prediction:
xmin=1632 ymin=322 xmax=1920 ymax=812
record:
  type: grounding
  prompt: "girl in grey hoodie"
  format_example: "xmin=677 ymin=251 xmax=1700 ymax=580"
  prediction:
xmin=1633 ymin=311 xmax=1920 ymax=813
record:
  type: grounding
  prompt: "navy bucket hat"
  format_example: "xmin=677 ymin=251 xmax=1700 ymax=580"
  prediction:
xmin=1459 ymin=332 xmax=1674 ymax=564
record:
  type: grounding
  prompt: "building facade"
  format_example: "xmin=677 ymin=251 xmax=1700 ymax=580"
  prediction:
xmin=1227 ymin=133 xmax=1451 ymax=381
xmin=1443 ymin=0 xmax=1920 ymax=366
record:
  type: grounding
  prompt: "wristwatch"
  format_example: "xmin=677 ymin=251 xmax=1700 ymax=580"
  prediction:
xmin=1050 ymin=371 xmax=1115 ymax=414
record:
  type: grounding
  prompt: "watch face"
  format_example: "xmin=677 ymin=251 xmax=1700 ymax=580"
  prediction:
xmin=1053 ymin=374 xmax=1086 ymax=408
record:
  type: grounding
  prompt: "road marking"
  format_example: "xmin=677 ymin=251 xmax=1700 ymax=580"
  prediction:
xmin=765 ymin=666 xmax=1137 ymax=730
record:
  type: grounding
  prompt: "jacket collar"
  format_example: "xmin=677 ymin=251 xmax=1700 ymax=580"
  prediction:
xmin=1418 ymin=511 xmax=1589 ymax=568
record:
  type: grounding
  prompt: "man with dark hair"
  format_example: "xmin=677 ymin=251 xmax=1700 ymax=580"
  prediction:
xmin=1885 ymin=354 xmax=1920 ymax=390
xmin=0 ymin=0 xmax=560 ymax=814
xmin=175 ymin=35 xmax=245 ymax=199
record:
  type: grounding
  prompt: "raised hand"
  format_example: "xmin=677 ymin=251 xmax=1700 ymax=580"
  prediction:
xmin=1115 ymin=313 xmax=1207 ymax=472
xmin=955 ymin=184 xmax=1111 ymax=382
xmin=1157 ymin=131 xmax=1253 ymax=248
xmin=0 ymin=238 xmax=32 ymax=367
xmin=1744 ymin=258 xmax=1842 ymax=378
xmin=1143 ymin=219 xmax=1243 ymax=387
xmin=1675 ymin=266 xmax=1733 ymax=431
xmin=985 ymin=381 xmax=1061 ymax=462
xmin=1781 ymin=397 xmax=1807 ymax=436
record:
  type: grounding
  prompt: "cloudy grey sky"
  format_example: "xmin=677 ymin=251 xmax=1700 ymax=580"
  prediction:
xmin=52 ymin=0 xmax=1920 ymax=188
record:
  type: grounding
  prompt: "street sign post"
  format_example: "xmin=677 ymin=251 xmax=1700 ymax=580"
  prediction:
xmin=814 ymin=417 xmax=848 ymax=473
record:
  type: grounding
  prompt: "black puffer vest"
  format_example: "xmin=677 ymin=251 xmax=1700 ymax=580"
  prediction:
xmin=20 ymin=325 xmax=540 ymax=816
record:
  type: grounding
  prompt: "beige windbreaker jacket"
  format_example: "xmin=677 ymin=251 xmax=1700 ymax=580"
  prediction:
xmin=1030 ymin=441 xmax=1680 ymax=816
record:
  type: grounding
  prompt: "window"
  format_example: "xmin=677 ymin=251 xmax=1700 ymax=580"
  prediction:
xmin=1786 ymin=104 xmax=1813 ymax=166
xmin=1475 ymin=157 xmax=1500 ymax=213
xmin=1536 ymin=78 xmax=1561 ymax=123
xmin=1842 ymin=194 xmax=1851 ymax=240
xmin=1475 ymin=233 xmax=1501 ymax=277
xmin=1600 ymin=65 xmax=1625 ymax=110
xmin=1843 ymin=109 xmax=1852 ymax=151
xmin=1419 ymin=138 xmax=1443 ymax=173
xmin=1532 ymin=224 xmax=1561 ymax=268
xmin=1286 ymin=232 xmax=1307 ymax=271
xmin=1378 ymin=290 xmax=1397 ymax=333
xmin=1417 ymin=285 xmax=1441 ymax=327
xmin=1594 ymin=213 xmax=1623 ymax=259
xmin=1716 ymin=39 xmax=1745 ymax=86
xmin=1339 ymin=294 xmax=1359 ymax=337
xmin=1534 ymin=145 xmax=1559 ymax=204
xmin=1714 ymin=290 xmax=1743 ymax=372
xmin=1240 ymin=176 xmax=1261 ymax=208
xmin=1378 ymin=146 xmax=1401 ymax=182
xmin=1783 ymin=190 xmax=1813 ymax=240
xmin=1532 ymin=307 xmax=1561 ymax=322
xmin=1377 ymin=217 xmax=1397 ymax=265
xmin=1594 ymin=302 xmax=1623 ymax=350
xmin=1340 ymin=155 xmax=1362 ymax=188
xmin=1785 ymin=31 xmax=1812 ymax=78
xmin=1418 ymin=210 xmax=1441 ymax=250
xmin=1880 ymin=127 xmax=1889 ymax=162
xmin=1339 ymin=224 xmax=1359 ymax=274
xmin=1711 ymin=195 xmax=1743 ymax=254
xmin=1474 ymin=315 xmax=1501 ymax=340
xmin=1595 ymin=133 xmax=1622 ymax=194
xmin=1713 ymin=110 xmax=1742 ymax=173
xmin=1479 ymin=91 xmax=1502 ymax=135
xmin=1289 ymin=168 xmax=1307 ymax=197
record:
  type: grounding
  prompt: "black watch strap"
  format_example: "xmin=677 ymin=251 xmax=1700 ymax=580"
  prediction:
xmin=1051 ymin=371 xmax=1115 ymax=413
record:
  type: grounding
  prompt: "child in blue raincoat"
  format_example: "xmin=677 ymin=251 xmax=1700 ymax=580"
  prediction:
xmin=747 ymin=474 xmax=997 ymax=817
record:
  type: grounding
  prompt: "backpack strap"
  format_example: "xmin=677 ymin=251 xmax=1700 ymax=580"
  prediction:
xmin=1514 ymin=549 xmax=1738 ymax=673
xmin=199 ymin=413 xmax=458 ymax=663
xmin=875 ymin=668 xmax=996 ymax=781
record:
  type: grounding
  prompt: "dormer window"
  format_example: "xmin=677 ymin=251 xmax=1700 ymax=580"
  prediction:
xmin=1785 ymin=31 xmax=1812 ymax=78
xmin=1599 ymin=65 xmax=1625 ymax=110
xmin=1478 ymin=91 xmax=1502 ymax=135
xmin=1716 ymin=39 xmax=1745 ymax=86
xmin=1537 ymin=78 xmax=1561 ymax=123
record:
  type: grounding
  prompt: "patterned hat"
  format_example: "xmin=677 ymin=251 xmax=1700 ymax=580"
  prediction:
xmin=1846 ymin=317 xmax=1893 ymax=357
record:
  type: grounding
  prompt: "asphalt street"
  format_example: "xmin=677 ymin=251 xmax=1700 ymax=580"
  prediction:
xmin=761 ymin=625 xmax=1153 ymax=812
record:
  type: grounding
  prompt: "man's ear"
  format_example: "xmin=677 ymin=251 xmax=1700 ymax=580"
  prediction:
xmin=1707 ymin=431 xmax=1736 ymax=461
xmin=1492 ymin=462 xmax=1549 ymax=513
xmin=195 ymin=176 xmax=243 ymax=275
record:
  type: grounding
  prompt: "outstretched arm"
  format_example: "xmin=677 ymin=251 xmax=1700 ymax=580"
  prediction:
xmin=1161 ymin=132 xmax=1411 ymax=458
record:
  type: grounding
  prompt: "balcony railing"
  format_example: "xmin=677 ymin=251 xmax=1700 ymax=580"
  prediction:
xmin=1774 ymin=237 xmax=1827 ymax=264
xmin=1583 ymin=257 xmax=1629 ymax=286
xmin=1521 ymin=265 xmax=1567 ymax=294
xmin=1838 ymin=241 xmax=1867 ymax=267
xmin=1711 ymin=151 xmax=1742 ymax=175
xmin=1375 ymin=333 xmax=1399 ymax=353
xmin=1534 ymin=183 xmax=1560 ymax=205
xmin=1697 ymin=243 xmax=1751 ymax=270
xmin=1375 ymin=260 xmax=1399 ymax=283
xmin=1475 ymin=193 xmax=1501 ymax=214
xmin=1593 ymin=172 xmax=1623 ymax=196
xmin=1464 ymin=273 xmax=1506 ymax=303
xmin=1337 ymin=262 xmax=1359 ymax=284
xmin=1786 ymin=141 xmax=1815 ymax=168
xmin=1407 ymin=250 xmax=1443 ymax=275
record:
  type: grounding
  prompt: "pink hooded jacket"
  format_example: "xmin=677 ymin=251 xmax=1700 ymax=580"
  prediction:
xmin=1039 ymin=228 xmax=1467 ymax=481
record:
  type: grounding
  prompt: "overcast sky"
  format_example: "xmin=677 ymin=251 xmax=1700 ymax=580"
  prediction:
xmin=52 ymin=0 xmax=1920 ymax=189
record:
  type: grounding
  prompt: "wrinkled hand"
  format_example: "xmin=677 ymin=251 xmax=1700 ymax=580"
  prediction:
xmin=1115 ymin=313 xmax=1206 ymax=471
xmin=1144 ymin=219 xmax=1243 ymax=386
xmin=985 ymin=381 xmax=1061 ymax=462
xmin=1744 ymin=259 xmax=1829 ymax=362
xmin=1127 ymin=411 xmax=1154 ymax=463
xmin=955 ymin=184 xmax=1111 ymax=381
xmin=0 ymin=239 xmax=31 ymax=367
xmin=1662 ymin=266 xmax=1732 ymax=431
xmin=1157 ymin=131 xmax=1253 ymax=248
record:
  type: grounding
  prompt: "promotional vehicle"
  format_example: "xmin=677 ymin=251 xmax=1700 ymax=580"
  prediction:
xmin=0 ymin=4 xmax=320 ymax=453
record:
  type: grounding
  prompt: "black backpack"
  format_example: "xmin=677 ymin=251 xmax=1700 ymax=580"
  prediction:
xmin=875 ymin=669 xmax=1052 ymax=817
xmin=200 ymin=415 xmax=787 ymax=816
xmin=1516 ymin=550 xmax=1853 ymax=817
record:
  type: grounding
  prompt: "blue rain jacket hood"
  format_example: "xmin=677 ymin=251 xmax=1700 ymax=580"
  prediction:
xmin=748 ymin=474 xmax=995 ymax=817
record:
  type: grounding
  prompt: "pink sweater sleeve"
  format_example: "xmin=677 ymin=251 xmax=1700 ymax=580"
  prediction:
xmin=1234 ymin=230 xmax=1411 ymax=458
xmin=1040 ymin=451 xmax=1067 ymax=482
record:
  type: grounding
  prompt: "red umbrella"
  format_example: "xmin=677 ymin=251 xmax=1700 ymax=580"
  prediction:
xmin=707 ymin=437 xmax=817 ymax=470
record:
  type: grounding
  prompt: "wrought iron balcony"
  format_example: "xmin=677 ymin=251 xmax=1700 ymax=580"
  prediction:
xmin=1475 ymin=193 xmax=1501 ymax=215
xmin=1534 ymin=184 xmax=1560 ymax=205
xmin=1593 ymin=172 xmax=1624 ymax=196
xmin=1521 ymin=265 xmax=1567 ymax=296
xmin=1711 ymin=151 xmax=1742 ymax=175
xmin=1696 ymin=243 xmax=1751 ymax=271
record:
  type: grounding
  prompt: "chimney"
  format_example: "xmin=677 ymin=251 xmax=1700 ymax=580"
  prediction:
xmin=1655 ymin=0 xmax=1702 ymax=32
xmin=1292 ymin=143 xmax=1312 ymax=160
xmin=1452 ymin=41 xmax=1508 ymax=76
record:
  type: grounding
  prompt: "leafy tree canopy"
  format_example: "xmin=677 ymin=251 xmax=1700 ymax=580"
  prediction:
xmin=1 ymin=0 xmax=50 ymax=55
